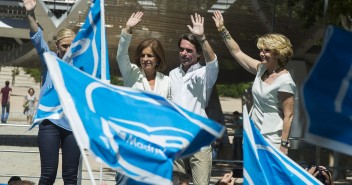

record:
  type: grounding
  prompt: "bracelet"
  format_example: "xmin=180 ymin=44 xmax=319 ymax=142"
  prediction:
xmin=217 ymin=26 xmax=225 ymax=32
xmin=197 ymin=35 xmax=207 ymax=44
xmin=280 ymin=140 xmax=290 ymax=148
xmin=219 ymin=28 xmax=231 ymax=41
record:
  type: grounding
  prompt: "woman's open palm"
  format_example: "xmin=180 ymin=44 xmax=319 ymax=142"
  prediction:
xmin=23 ymin=0 xmax=36 ymax=12
xmin=126 ymin=12 xmax=144 ymax=28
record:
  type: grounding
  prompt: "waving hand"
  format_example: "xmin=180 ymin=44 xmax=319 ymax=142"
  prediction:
xmin=125 ymin=12 xmax=144 ymax=33
xmin=187 ymin=13 xmax=204 ymax=37
xmin=23 ymin=0 xmax=36 ymax=12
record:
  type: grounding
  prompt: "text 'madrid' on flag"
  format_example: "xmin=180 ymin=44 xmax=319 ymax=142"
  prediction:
xmin=242 ymin=105 xmax=322 ymax=185
xmin=63 ymin=0 xmax=110 ymax=81
xmin=302 ymin=25 xmax=352 ymax=156
xmin=42 ymin=52 xmax=225 ymax=185
xmin=32 ymin=0 xmax=109 ymax=127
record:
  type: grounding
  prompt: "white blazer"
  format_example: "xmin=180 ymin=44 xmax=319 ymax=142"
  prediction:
xmin=116 ymin=30 xmax=170 ymax=98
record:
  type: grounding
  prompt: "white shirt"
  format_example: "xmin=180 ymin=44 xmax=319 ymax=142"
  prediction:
xmin=251 ymin=64 xmax=296 ymax=135
xmin=116 ymin=30 xmax=170 ymax=98
xmin=169 ymin=58 xmax=219 ymax=117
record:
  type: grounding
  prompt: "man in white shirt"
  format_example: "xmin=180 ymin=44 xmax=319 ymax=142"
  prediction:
xmin=169 ymin=13 xmax=219 ymax=185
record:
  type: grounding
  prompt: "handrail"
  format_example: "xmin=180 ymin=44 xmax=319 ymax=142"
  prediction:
xmin=0 ymin=149 xmax=40 ymax=154
xmin=212 ymin=159 xmax=243 ymax=164
xmin=0 ymin=42 xmax=35 ymax=66
xmin=0 ymin=123 xmax=32 ymax=127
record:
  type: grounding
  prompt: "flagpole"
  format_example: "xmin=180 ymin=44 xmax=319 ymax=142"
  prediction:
xmin=74 ymin=3 xmax=102 ymax=184
xmin=77 ymin=155 xmax=83 ymax=185
xmin=100 ymin=162 xmax=103 ymax=185
xmin=78 ymin=143 xmax=97 ymax=185
xmin=99 ymin=0 xmax=106 ymax=183
xmin=100 ymin=0 xmax=107 ymax=83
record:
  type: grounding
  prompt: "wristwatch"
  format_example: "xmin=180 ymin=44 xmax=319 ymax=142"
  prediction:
xmin=281 ymin=140 xmax=289 ymax=148
xmin=197 ymin=35 xmax=207 ymax=44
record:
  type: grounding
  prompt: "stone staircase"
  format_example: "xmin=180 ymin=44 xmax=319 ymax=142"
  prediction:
xmin=0 ymin=66 xmax=40 ymax=123
xmin=0 ymin=66 xmax=40 ymax=148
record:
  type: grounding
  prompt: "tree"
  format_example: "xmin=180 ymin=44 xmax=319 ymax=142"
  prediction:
xmin=287 ymin=0 xmax=352 ymax=31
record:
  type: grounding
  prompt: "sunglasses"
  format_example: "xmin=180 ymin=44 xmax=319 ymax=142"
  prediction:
xmin=60 ymin=44 xmax=71 ymax=49
xmin=260 ymin=48 xmax=271 ymax=53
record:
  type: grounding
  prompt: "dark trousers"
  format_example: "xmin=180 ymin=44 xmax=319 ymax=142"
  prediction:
xmin=38 ymin=120 xmax=81 ymax=185
xmin=232 ymin=136 xmax=243 ymax=160
xmin=115 ymin=172 xmax=129 ymax=185
xmin=1 ymin=102 xmax=10 ymax=123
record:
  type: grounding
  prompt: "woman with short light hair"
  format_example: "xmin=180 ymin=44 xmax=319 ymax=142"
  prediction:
xmin=23 ymin=0 xmax=80 ymax=184
xmin=213 ymin=10 xmax=296 ymax=155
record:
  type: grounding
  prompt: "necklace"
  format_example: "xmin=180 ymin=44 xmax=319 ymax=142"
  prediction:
xmin=264 ymin=66 xmax=283 ymax=80
xmin=267 ymin=66 xmax=283 ymax=75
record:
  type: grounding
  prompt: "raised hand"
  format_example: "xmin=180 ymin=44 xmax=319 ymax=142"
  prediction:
xmin=187 ymin=13 xmax=204 ymax=37
xmin=125 ymin=12 xmax=144 ymax=32
xmin=279 ymin=145 xmax=288 ymax=155
xmin=219 ymin=172 xmax=235 ymax=185
xmin=23 ymin=0 xmax=36 ymax=12
xmin=307 ymin=165 xmax=317 ymax=175
xmin=212 ymin=10 xmax=224 ymax=29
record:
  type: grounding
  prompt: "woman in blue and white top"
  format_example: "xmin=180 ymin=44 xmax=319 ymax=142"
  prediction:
xmin=23 ymin=0 xmax=80 ymax=184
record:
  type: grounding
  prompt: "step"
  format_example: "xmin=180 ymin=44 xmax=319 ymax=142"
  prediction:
xmin=0 ymin=123 xmax=37 ymax=146
xmin=11 ymin=82 xmax=40 ymax=87
xmin=0 ymin=74 xmax=36 ymax=80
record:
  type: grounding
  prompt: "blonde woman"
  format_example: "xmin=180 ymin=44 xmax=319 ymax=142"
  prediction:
xmin=23 ymin=0 xmax=80 ymax=184
xmin=212 ymin=11 xmax=295 ymax=155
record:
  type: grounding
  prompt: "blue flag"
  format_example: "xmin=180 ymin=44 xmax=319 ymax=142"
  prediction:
xmin=42 ymin=52 xmax=225 ymax=185
xmin=242 ymin=106 xmax=321 ymax=185
xmin=32 ymin=0 xmax=109 ymax=127
xmin=302 ymin=26 xmax=352 ymax=156
xmin=63 ymin=0 xmax=110 ymax=81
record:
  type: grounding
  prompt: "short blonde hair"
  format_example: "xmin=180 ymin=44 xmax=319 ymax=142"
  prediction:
xmin=56 ymin=28 xmax=76 ymax=42
xmin=257 ymin=34 xmax=293 ymax=67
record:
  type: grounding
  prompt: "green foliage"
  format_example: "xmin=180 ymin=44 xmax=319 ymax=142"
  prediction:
xmin=216 ymin=82 xmax=252 ymax=98
xmin=110 ymin=75 xmax=123 ymax=86
xmin=24 ymin=68 xmax=41 ymax=83
xmin=24 ymin=68 xmax=124 ymax=86
xmin=12 ymin=67 xmax=20 ymax=76
xmin=287 ymin=0 xmax=352 ymax=29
